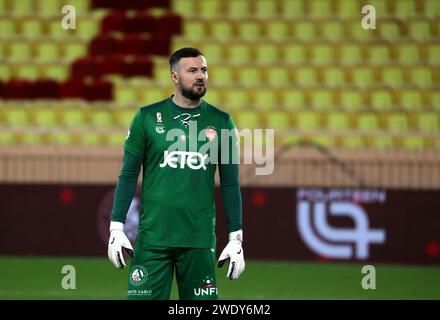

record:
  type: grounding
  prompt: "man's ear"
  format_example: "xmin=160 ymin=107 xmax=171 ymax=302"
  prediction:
xmin=171 ymin=70 xmax=179 ymax=84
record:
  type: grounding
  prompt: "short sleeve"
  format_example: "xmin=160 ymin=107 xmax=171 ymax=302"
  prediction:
xmin=124 ymin=109 xmax=146 ymax=158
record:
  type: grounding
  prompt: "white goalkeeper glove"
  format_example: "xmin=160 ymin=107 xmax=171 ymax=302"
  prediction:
xmin=218 ymin=230 xmax=245 ymax=280
xmin=107 ymin=221 xmax=134 ymax=269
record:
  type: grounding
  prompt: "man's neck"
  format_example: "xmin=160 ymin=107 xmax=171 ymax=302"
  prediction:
xmin=172 ymin=92 xmax=201 ymax=109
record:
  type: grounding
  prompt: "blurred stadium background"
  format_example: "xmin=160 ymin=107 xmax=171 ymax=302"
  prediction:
xmin=0 ymin=0 xmax=439 ymax=299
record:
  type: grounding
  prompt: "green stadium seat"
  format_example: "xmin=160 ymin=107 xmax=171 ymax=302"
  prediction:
xmin=266 ymin=111 xmax=291 ymax=130
xmin=371 ymin=89 xmax=394 ymax=111
xmin=311 ymin=44 xmax=334 ymax=65
xmin=416 ymin=112 xmax=439 ymax=133
xmin=340 ymin=90 xmax=364 ymax=110
xmin=386 ymin=113 xmax=409 ymax=132
xmin=227 ymin=0 xmax=250 ymax=18
xmin=210 ymin=21 xmax=234 ymax=39
xmin=309 ymin=0 xmax=333 ymax=17
xmin=284 ymin=43 xmax=306 ymax=64
xmin=255 ymin=0 xmax=278 ymax=17
xmin=400 ymin=90 xmax=423 ymax=111
xmin=238 ymin=21 xmax=262 ymax=40
xmin=324 ymin=67 xmax=346 ymax=87
xmin=90 ymin=110 xmax=113 ymax=128
xmin=311 ymin=89 xmax=334 ymax=110
xmin=340 ymin=44 xmax=363 ymax=65
xmin=357 ymin=113 xmax=380 ymax=132
xmin=62 ymin=108 xmax=87 ymax=127
xmin=382 ymin=67 xmax=403 ymax=86
xmin=321 ymin=21 xmax=345 ymax=40
xmin=402 ymin=136 xmax=425 ymax=150
xmin=411 ymin=67 xmax=432 ymax=86
xmin=339 ymin=136 xmax=365 ymax=149
xmin=398 ymin=43 xmax=420 ymax=64
xmin=237 ymin=66 xmax=262 ymax=86
xmin=281 ymin=89 xmax=306 ymax=110
xmin=296 ymin=111 xmax=320 ymax=131
xmin=395 ymin=0 xmax=417 ymax=18
xmin=267 ymin=67 xmax=290 ymax=86
xmin=200 ymin=0 xmax=223 ymax=18
xmin=256 ymin=43 xmax=279 ymax=64
xmin=295 ymin=66 xmax=318 ymax=86
xmin=326 ymin=112 xmax=352 ymax=131
xmin=34 ymin=108 xmax=59 ymax=128
xmin=294 ymin=21 xmax=316 ymax=41
xmin=184 ymin=21 xmax=206 ymax=40
xmin=235 ymin=111 xmax=261 ymax=129
xmin=282 ymin=0 xmax=304 ymax=17
xmin=266 ymin=21 xmax=289 ymax=40
xmin=409 ymin=21 xmax=431 ymax=40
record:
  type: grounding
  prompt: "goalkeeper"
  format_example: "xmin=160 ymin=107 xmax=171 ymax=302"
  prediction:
xmin=107 ymin=47 xmax=244 ymax=300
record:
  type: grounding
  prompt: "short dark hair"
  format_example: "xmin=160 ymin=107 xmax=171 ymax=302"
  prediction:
xmin=169 ymin=47 xmax=204 ymax=70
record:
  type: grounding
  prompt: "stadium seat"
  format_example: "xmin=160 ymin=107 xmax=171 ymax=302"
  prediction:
xmin=424 ymin=0 xmax=440 ymax=18
xmin=4 ymin=108 xmax=30 ymax=127
xmin=410 ymin=67 xmax=432 ymax=87
xmin=321 ymin=21 xmax=345 ymax=40
xmin=184 ymin=21 xmax=206 ymax=40
xmin=295 ymin=66 xmax=318 ymax=86
xmin=12 ymin=0 xmax=34 ymax=15
xmin=339 ymin=136 xmax=365 ymax=149
xmin=308 ymin=0 xmax=333 ymax=17
xmin=281 ymin=89 xmax=307 ymax=110
xmin=106 ymin=132 xmax=125 ymax=145
xmin=398 ymin=43 xmax=420 ymax=64
xmin=400 ymin=90 xmax=423 ymax=111
xmin=295 ymin=110 xmax=321 ymax=131
xmin=256 ymin=43 xmax=280 ymax=64
xmin=323 ymin=67 xmax=346 ymax=87
xmin=369 ymin=136 xmax=395 ymax=149
xmin=294 ymin=21 xmax=316 ymax=41
xmin=382 ymin=66 xmax=404 ymax=86
xmin=428 ymin=44 xmax=440 ymax=64
xmin=200 ymin=0 xmax=223 ymax=18
xmin=253 ymin=88 xmax=278 ymax=110
xmin=266 ymin=111 xmax=291 ymax=130
xmin=310 ymin=135 xmax=335 ymax=148
xmin=238 ymin=21 xmax=262 ymax=40
xmin=284 ymin=43 xmax=306 ymax=64
xmin=409 ymin=20 xmax=431 ymax=40
xmin=0 ymin=18 xmax=15 ymax=35
xmin=369 ymin=44 xmax=391 ymax=65
xmin=395 ymin=0 xmax=417 ymax=18
xmin=340 ymin=44 xmax=363 ymax=65
xmin=61 ymin=108 xmax=87 ymax=127
xmin=266 ymin=21 xmax=290 ymax=40
xmin=370 ymin=89 xmax=394 ymax=111
xmin=227 ymin=0 xmax=250 ymax=18
xmin=235 ymin=110 xmax=261 ymax=129
xmin=210 ymin=20 xmax=234 ymax=39
xmin=356 ymin=113 xmax=380 ymax=132
xmin=20 ymin=18 xmax=44 ymax=37
xmin=402 ymin=136 xmax=425 ymax=150
xmin=43 ymin=64 xmax=69 ymax=81
xmin=311 ymin=44 xmax=335 ymax=65
xmin=255 ymin=0 xmax=278 ymax=17
xmin=326 ymin=112 xmax=352 ymax=131
xmin=21 ymin=132 xmax=45 ymax=145
xmin=210 ymin=65 xmax=234 ymax=86
xmin=338 ymin=0 xmax=359 ymax=18
xmin=310 ymin=89 xmax=334 ymax=110
xmin=0 ymin=131 xmax=16 ymax=145
xmin=228 ymin=43 xmax=252 ymax=64
xmin=416 ymin=112 xmax=439 ymax=133
xmin=36 ymin=41 xmax=60 ymax=62
xmin=33 ymin=108 xmax=59 ymax=128
xmin=237 ymin=66 xmax=262 ymax=86
xmin=267 ymin=66 xmax=290 ymax=86
xmin=340 ymin=90 xmax=364 ymax=110
xmin=114 ymin=108 xmax=137 ymax=128
xmin=172 ymin=0 xmax=194 ymax=16
xmin=379 ymin=21 xmax=401 ymax=39
xmin=281 ymin=0 xmax=304 ymax=17
xmin=386 ymin=113 xmax=409 ymax=132
xmin=89 ymin=109 xmax=113 ymax=128
xmin=223 ymin=88 xmax=250 ymax=109
xmin=81 ymin=132 xmax=102 ymax=145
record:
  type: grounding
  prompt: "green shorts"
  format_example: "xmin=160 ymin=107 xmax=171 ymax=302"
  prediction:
xmin=126 ymin=246 xmax=218 ymax=300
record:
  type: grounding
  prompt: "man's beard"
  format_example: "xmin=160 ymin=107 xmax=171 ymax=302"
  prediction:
xmin=180 ymin=83 xmax=207 ymax=101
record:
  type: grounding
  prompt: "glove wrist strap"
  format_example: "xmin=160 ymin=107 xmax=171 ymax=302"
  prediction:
xmin=109 ymin=221 xmax=124 ymax=232
xmin=229 ymin=230 xmax=243 ymax=242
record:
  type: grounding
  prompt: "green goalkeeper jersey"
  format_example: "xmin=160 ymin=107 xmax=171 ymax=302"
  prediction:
xmin=112 ymin=96 xmax=242 ymax=249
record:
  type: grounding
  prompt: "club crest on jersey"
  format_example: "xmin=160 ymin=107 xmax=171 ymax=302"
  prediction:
xmin=205 ymin=127 xmax=217 ymax=142
xmin=156 ymin=126 xmax=165 ymax=134
xmin=156 ymin=112 xmax=162 ymax=123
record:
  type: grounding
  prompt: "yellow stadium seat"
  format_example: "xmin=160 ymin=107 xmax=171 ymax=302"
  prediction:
xmin=106 ymin=132 xmax=125 ymax=146
xmin=369 ymin=44 xmax=391 ymax=65
xmin=311 ymin=135 xmax=335 ymax=148
xmin=255 ymin=0 xmax=279 ymax=17
xmin=37 ymin=0 xmax=62 ymax=15
xmin=21 ymin=132 xmax=45 ymax=145
xmin=340 ymin=90 xmax=364 ymax=110
xmin=81 ymin=132 xmax=103 ymax=145
xmin=209 ymin=65 xmax=234 ymax=86
xmin=0 ymin=132 xmax=16 ymax=145
xmin=255 ymin=43 xmax=279 ymax=64
xmin=63 ymin=42 xmax=87 ymax=61
xmin=371 ymin=89 xmax=394 ymax=111
xmin=0 ymin=64 xmax=11 ymax=80
xmin=369 ymin=136 xmax=395 ymax=149
xmin=310 ymin=89 xmax=334 ymax=110
xmin=235 ymin=110 xmax=261 ymax=130
xmin=266 ymin=66 xmax=290 ymax=86
xmin=339 ymin=44 xmax=363 ymax=65
xmin=16 ymin=64 xmax=39 ymax=81
xmin=228 ymin=43 xmax=252 ymax=63
xmin=4 ymin=108 xmax=30 ymax=127
xmin=115 ymin=85 xmax=138 ymax=104
xmin=43 ymin=63 xmax=69 ymax=81
xmin=295 ymin=110 xmax=321 ymax=131
xmin=90 ymin=110 xmax=114 ymax=128
xmin=200 ymin=0 xmax=223 ymax=17
xmin=395 ymin=0 xmax=417 ymax=18
xmin=238 ymin=21 xmax=262 ymax=40
xmin=402 ymin=136 xmax=425 ymax=150
xmin=281 ymin=89 xmax=307 ymax=110
xmin=284 ymin=43 xmax=306 ymax=64
xmin=409 ymin=20 xmax=431 ymax=40
xmin=68 ymin=0 xmax=90 ymax=15
xmin=184 ymin=21 xmax=207 ymax=40
xmin=339 ymin=136 xmax=365 ymax=149
xmin=400 ymin=90 xmax=423 ymax=111
xmin=416 ymin=112 xmax=439 ymax=133
xmin=154 ymin=63 xmax=172 ymax=85
xmin=227 ymin=0 xmax=250 ymax=18
xmin=172 ymin=0 xmax=194 ymax=16
xmin=75 ymin=16 xmax=100 ymax=38
xmin=237 ymin=66 xmax=262 ymax=86
xmin=323 ymin=67 xmax=346 ymax=87
xmin=428 ymin=44 xmax=440 ymax=64
xmin=201 ymin=43 xmax=224 ymax=63
xmin=321 ymin=21 xmax=345 ymax=40
xmin=326 ymin=111 xmax=352 ymax=131
xmin=205 ymin=87 xmax=222 ymax=106
xmin=295 ymin=66 xmax=318 ymax=86
xmin=282 ymin=0 xmax=304 ymax=17
xmin=223 ymin=88 xmax=250 ymax=109
xmin=294 ymin=21 xmax=316 ymax=40
xmin=12 ymin=0 xmax=34 ymax=15
xmin=20 ymin=18 xmax=44 ymax=37
xmin=386 ymin=113 xmax=409 ymax=132
xmin=311 ymin=44 xmax=335 ymax=65
xmin=52 ymin=132 xmax=78 ymax=145
xmin=34 ymin=108 xmax=59 ymax=128
xmin=352 ymin=67 xmax=374 ymax=88
xmin=61 ymin=108 xmax=87 ymax=127
xmin=0 ymin=19 xmax=15 ymax=36
xmin=379 ymin=21 xmax=401 ymax=39
xmin=114 ymin=109 xmax=137 ymax=128
xmin=9 ymin=41 xmax=32 ymax=61
xmin=338 ymin=0 xmax=359 ymax=18
xmin=411 ymin=67 xmax=432 ymax=87
xmin=253 ymin=89 xmax=278 ymax=110
xmin=356 ymin=113 xmax=380 ymax=132
xmin=382 ymin=66 xmax=404 ymax=86
xmin=398 ymin=43 xmax=420 ymax=64
xmin=266 ymin=21 xmax=290 ymax=40
xmin=36 ymin=41 xmax=60 ymax=62
xmin=424 ymin=0 xmax=440 ymax=18
xmin=266 ymin=110 xmax=291 ymax=130
xmin=209 ymin=20 xmax=234 ymax=39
